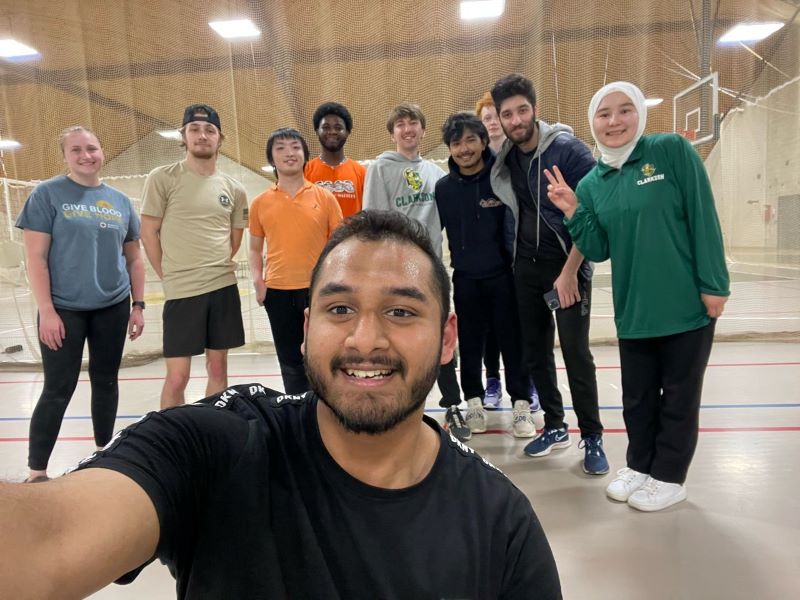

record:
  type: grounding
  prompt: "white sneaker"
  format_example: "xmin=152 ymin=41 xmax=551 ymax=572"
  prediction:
xmin=627 ymin=477 xmax=687 ymax=512
xmin=606 ymin=467 xmax=649 ymax=502
xmin=531 ymin=407 xmax=545 ymax=430
xmin=465 ymin=397 xmax=487 ymax=433
xmin=512 ymin=400 xmax=536 ymax=438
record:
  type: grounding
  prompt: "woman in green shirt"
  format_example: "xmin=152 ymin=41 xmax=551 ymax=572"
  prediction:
xmin=543 ymin=82 xmax=730 ymax=512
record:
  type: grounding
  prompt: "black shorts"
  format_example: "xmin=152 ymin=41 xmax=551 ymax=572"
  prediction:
xmin=162 ymin=284 xmax=245 ymax=357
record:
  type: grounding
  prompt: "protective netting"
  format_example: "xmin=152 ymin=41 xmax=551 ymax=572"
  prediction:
xmin=1 ymin=0 xmax=798 ymax=368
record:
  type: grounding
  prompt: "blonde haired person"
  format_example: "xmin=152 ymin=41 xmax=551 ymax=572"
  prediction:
xmin=15 ymin=126 xmax=145 ymax=483
xmin=544 ymin=82 xmax=730 ymax=511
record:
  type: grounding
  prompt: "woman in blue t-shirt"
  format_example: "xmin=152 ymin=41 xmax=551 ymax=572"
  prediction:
xmin=15 ymin=126 xmax=146 ymax=483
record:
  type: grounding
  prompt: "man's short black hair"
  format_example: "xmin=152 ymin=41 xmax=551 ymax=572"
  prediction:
xmin=309 ymin=211 xmax=451 ymax=327
xmin=312 ymin=102 xmax=353 ymax=132
xmin=265 ymin=128 xmax=310 ymax=177
xmin=490 ymin=74 xmax=537 ymax=113
xmin=441 ymin=112 xmax=489 ymax=147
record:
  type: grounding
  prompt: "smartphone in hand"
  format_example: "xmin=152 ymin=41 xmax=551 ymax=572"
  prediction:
xmin=543 ymin=289 xmax=560 ymax=311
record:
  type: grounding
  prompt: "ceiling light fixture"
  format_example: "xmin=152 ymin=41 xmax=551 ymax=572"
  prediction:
xmin=718 ymin=22 xmax=783 ymax=44
xmin=644 ymin=98 xmax=663 ymax=107
xmin=0 ymin=140 xmax=22 ymax=150
xmin=209 ymin=19 xmax=261 ymax=39
xmin=0 ymin=39 xmax=39 ymax=60
xmin=460 ymin=1 xmax=505 ymax=21
xmin=158 ymin=130 xmax=182 ymax=140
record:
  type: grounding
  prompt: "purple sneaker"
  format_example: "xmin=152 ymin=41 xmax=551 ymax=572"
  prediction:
xmin=484 ymin=377 xmax=503 ymax=409
xmin=529 ymin=383 xmax=541 ymax=412
xmin=530 ymin=384 xmax=544 ymax=429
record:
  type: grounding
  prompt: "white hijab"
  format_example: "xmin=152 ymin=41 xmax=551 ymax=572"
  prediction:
xmin=588 ymin=81 xmax=647 ymax=169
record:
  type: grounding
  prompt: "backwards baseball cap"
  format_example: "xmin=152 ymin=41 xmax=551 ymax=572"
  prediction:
xmin=182 ymin=104 xmax=221 ymax=132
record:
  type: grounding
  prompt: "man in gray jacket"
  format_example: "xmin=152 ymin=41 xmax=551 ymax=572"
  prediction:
xmin=363 ymin=103 xmax=466 ymax=442
xmin=489 ymin=74 xmax=607 ymax=475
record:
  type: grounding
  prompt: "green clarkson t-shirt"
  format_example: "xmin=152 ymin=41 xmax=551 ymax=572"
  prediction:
xmin=567 ymin=133 xmax=729 ymax=339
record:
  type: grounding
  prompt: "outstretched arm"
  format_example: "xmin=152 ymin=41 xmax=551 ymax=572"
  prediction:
xmin=0 ymin=469 xmax=159 ymax=599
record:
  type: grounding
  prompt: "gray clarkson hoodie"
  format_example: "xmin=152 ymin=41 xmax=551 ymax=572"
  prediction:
xmin=363 ymin=151 xmax=446 ymax=258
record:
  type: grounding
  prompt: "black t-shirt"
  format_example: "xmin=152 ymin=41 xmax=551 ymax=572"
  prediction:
xmin=80 ymin=384 xmax=562 ymax=599
xmin=506 ymin=146 xmax=564 ymax=260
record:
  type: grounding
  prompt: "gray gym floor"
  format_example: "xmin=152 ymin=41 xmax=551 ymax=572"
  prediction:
xmin=0 ymin=342 xmax=798 ymax=599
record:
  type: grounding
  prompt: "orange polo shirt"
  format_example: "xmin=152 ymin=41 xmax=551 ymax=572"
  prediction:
xmin=249 ymin=181 xmax=343 ymax=289
xmin=304 ymin=157 xmax=366 ymax=218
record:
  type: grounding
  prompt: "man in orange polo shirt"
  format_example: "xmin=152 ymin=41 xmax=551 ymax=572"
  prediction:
xmin=304 ymin=102 xmax=366 ymax=217
xmin=249 ymin=128 xmax=343 ymax=393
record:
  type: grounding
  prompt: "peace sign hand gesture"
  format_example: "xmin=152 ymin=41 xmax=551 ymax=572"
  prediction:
xmin=543 ymin=166 xmax=578 ymax=219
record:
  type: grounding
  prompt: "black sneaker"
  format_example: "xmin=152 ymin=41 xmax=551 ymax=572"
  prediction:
xmin=444 ymin=406 xmax=472 ymax=442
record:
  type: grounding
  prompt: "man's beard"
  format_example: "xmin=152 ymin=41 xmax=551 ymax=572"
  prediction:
xmin=506 ymin=116 xmax=536 ymax=146
xmin=305 ymin=351 xmax=440 ymax=435
xmin=319 ymin=136 xmax=346 ymax=153
xmin=188 ymin=146 xmax=217 ymax=160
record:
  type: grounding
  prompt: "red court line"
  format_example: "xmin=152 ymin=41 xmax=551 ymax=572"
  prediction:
xmin=1 ymin=360 xmax=798 ymax=385
xmin=3 ymin=425 xmax=800 ymax=443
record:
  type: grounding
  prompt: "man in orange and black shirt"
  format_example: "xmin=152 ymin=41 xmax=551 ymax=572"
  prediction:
xmin=305 ymin=102 xmax=366 ymax=218
xmin=250 ymin=128 xmax=343 ymax=393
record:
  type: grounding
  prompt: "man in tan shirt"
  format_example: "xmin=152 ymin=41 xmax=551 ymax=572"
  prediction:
xmin=140 ymin=104 xmax=248 ymax=408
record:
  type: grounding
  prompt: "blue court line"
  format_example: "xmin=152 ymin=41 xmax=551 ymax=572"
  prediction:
xmin=1 ymin=402 xmax=799 ymax=422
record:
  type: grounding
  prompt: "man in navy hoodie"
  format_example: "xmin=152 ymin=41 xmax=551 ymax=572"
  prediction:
xmin=435 ymin=113 xmax=535 ymax=438
xmin=490 ymin=74 xmax=608 ymax=475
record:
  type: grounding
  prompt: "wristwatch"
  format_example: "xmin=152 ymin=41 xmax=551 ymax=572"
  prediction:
xmin=132 ymin=300 xmax=146 ymax=310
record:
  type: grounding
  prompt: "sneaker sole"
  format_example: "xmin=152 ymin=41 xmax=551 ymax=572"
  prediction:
xmin=513 ymin=429 xmax=538 ymax=439
xmin=523 ymin=438 xmax=571 ymax=456
xmin=627 ymin=488 xmax=688 ymax=512
xmin=467 ymin=424 xmax=487 ymax=434
xmin=605 ymin=479 xmax=647 ymax=502
xmin=444 ymin=425 xmax=472 ymax=442
xmin=583 ymin=463 xmax=610 ymax=475
xmin=449 ymin=431 xmax=472 ymax=442
xmin=606 ymin=489 xmax=629 ymax=502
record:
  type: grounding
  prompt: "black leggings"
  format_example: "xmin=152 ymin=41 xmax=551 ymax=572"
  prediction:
xmin=28 ymin=299 xmax=129 ymax=471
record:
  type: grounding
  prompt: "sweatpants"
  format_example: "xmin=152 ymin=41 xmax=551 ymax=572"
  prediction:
xmin=437 ymin=357 xmax=461 ymax=407
xmin=514 ymin=256 xmax=602 ymax=436
xmin=265 ymin=288 xmax=310 ymax=395
xmin=453 ymin=270 xmax=529 ymax=402
xmin=29 ymin=299 xmax=129 ymax=470
xmin=618 ymin=320 xmax=716 ymax=484
xmin=483 ymin=331 xmax=500 ymax=379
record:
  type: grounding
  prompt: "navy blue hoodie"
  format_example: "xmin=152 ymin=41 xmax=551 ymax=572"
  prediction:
xmin=435 ymin=148 xmax=515 ymax=279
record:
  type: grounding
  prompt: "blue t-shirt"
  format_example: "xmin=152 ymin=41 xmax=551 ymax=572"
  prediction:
xmin=15 ymin=175 xmax=140 ymax=310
